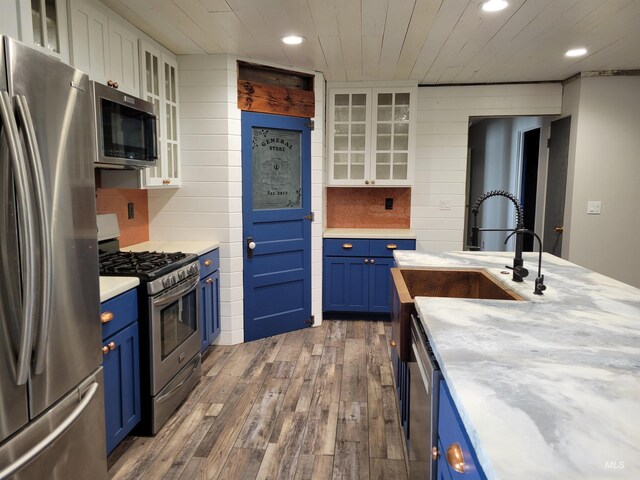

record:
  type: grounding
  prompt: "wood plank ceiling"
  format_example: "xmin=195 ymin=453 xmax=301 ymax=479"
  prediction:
xmin=102 ymin=0 xmax=640 ymax=83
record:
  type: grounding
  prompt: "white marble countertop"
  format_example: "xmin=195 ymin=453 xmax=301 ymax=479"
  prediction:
xmin=323 ymin=228 xmax=416 ymax=239
xmin=99 ymin=276 xmax=139 ymax=303
xmin=394 ymin=250 xmax=640 ymax=479
xmin=124 ymin=240 xmax=220 ymax=256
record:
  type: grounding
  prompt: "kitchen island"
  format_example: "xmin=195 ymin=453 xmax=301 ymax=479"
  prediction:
xmin=394 ymin=250 xmax=640 ymax=479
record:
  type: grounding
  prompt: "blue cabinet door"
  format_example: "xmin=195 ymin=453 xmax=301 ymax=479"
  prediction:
xmin=200 ymin=270 xmax=221 ymax=352
xmin=438 ymin=381 xmax=487 ymax=480
xmin=103 ymin=322 xmax=141 ymax=454
xmin=368 ymin=257 xmax=395 ymax=313
xmin=323 ymin=256 xmax=369 ymax=312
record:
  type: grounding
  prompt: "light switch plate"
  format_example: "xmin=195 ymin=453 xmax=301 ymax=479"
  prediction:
xmin=587 ymin=201 xmax=601 ymax=215
xmin=439 ymin=199 xmax=451 ymax=211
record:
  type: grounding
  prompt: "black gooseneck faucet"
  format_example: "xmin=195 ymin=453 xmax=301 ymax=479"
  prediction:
xmin=470 ymin=190 xmax=527 ymax=282
xmin=504 ymin=229 xmax=546 ymax=295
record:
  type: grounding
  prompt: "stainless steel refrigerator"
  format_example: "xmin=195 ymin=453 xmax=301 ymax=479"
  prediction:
xmin=0 ymin=37 xmax=106 ymax=479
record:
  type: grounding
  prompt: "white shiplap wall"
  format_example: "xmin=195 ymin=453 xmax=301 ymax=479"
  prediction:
xmin=148 ymin=55 xmax=324 ymax=344
xmin=412 ymin=83 xmax=563 ymax=252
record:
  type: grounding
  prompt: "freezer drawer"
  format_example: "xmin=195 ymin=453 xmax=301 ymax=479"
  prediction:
xmin=0 ymin=368 xmax=107 ymax=480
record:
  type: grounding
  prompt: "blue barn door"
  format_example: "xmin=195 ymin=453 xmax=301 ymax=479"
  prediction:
xmin=242 ymin=112 xmax=312 ymax=342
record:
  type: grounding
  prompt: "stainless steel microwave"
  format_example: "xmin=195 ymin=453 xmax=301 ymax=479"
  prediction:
xmin=92 ymin=81 xmax=158 ymax=169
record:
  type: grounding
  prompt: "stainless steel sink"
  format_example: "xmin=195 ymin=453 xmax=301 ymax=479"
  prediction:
xmin=390 ymin=268 xmax=523 ymax=362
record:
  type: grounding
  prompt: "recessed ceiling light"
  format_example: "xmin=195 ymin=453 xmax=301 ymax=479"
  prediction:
xmin=281 ymin=35 xmax=305 ymax=45
xmin=565 ymin=48 xmax=587 ymax=57
xmin=482 ymin=0 xmax=508 ymax=12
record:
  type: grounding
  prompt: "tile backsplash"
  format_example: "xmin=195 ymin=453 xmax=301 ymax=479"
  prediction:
xmin=96 ymin=188 xmax=149 ymax=247
xmin=326 ymin=187 xmax=411 ymax=228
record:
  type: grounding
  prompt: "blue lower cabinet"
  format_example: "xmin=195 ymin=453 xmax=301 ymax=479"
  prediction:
xmin=323 ymin=238 xmax=415 ymax=314
xmin=438 ymin=381 xmax=487 ymax=480
xmin=200 ymin=270 xmax=221 ymax=352
xmin=103 ymin=322 xmax=141 ymax=454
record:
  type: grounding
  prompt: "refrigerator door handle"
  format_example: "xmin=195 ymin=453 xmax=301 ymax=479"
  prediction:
xmin=14 ymin=95 xmax=52 ymax=375
xmin=0 ymin=381 xmax=99 ymax=480
xmin=0 ymin=91 xmax=37 ymax=386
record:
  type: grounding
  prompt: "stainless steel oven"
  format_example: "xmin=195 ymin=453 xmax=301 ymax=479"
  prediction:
xmin=145 ymin=264 xmax=202 ymax=434
xmin=149 ymin=273 xmax=200 ymax=396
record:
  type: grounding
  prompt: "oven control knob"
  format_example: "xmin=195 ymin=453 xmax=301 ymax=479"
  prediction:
xmin=170 ymin=276 xmax=176 ymax=286
xmin=162 ymin=278 xmax=169 ymax=287
xmin=189 ymin=264 xmax=197 ymax=274
xmin=178 ymin=270 xmax=186 ymax=280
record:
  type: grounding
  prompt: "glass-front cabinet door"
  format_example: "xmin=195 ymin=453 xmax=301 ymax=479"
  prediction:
xmin=23 ymin=0 xmax=69 ymax=62
xmin=328 ymin=86 xmax=415 ymax=186
xmin=139 ymin=40 xmax=181 ymax=188
xmin=372 ymin=89 xmax=415 ymax=185
xmin=329 ymin=89 xmax=372 ymax=185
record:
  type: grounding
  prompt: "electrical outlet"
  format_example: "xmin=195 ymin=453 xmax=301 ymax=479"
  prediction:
xmin=127 ymin=202 xmax=135 ymax=219
xmin=439 ymin=199 xmax=451 ymax=211
xmin=385 ymin=198 xmax=393 ymax=210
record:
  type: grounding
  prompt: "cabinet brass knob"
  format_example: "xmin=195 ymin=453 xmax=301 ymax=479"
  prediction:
xmin=101 ymin=346 xmax=109 ymax=355
xmin=370 ymin=259 xmax=375 ymax=264
xmin=204 ymin=259 xmax=212 ymax=266
xmin=370 ymin=179 xmax=375 ymax=185
xmin=342 ymin=243 xmax=353 ymax=249
xmin=108 ymin=342 xmax=116 ymax=351
xmin=364 ymin=259 xmax=369 ymax=264
xmin=386 ymin=244 xmax=397 ymax=250
xmin=432 ymin=446 xmax=440 ymax=460
xmin=446 ymin=443 xmax=465 ymax=473
xmin=100 ymin=311 xmax=114 ymax=324
xmin=206 ymin=278 xmax=214 ymax=284
xmin=390 ymin=340 xmax=396 ymax=347
xmin=365 ymin=180 xmax=370 ymax=185
xmin=554 ymin=226 xmax=564 ymax=233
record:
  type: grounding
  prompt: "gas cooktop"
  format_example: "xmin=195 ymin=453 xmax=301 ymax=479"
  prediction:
xmin=99 ymin=250 xmax=198 ymax=281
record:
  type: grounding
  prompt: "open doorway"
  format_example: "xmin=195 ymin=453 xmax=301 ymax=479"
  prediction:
xmin=464 ymin=116 xmax=551 ymax=252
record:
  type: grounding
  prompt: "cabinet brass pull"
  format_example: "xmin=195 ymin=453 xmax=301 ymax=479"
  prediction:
xmin=206 ymin=278 xmax=214 ymax=284
xmin=554 ymin=226 xmax=564 ymax=233
xmin=446 ymin=443 xmax=465 ymax=473
xmin=101 ymin=346 xmax=109 ymax=355
xmin=342 ymin=243 xmax=353 ymax=249
xmin=204 ymin=259 xmax=212 ymax=266
xmin=100 ymin=311 xmax=114 ymax=324
xmin=389 ymin=340 xmax=396 ymax=347
xmin=386 ymin=244 xmax=397 ymax=250
xmin=108 ymin=342 xmax=116 ymax=351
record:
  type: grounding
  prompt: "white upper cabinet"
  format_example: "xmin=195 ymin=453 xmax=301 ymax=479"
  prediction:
xmin=68 ymin=0 xmax=140 ymax=96
xmin=17 ymin=0 xmax=70 ymax=63
xmin=328 ymin=86 xmax=416 ymax=186
xmin=139 ymin=40 xmax=181 ymax=188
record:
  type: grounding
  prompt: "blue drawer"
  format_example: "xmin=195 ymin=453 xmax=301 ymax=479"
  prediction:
xmin=369 ymin=239 xmax=415 ymax=257
xmin=324 ymin=238 xmax=369 ymax=257
xmin=101 ymin=289 xmax=138 ymax=341
xmin=199 ymin=249 xmax=220 ymax=279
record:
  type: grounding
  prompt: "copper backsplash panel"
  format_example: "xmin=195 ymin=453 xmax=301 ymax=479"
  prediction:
xmin=96 ymin=188 xmax=149 ymax=247
xmin=326 ymin=187 xmax=411 ymax=228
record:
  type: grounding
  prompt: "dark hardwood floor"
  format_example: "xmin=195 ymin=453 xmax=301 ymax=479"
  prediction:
xmin=107 ymin=320 xmax=408 ymax=480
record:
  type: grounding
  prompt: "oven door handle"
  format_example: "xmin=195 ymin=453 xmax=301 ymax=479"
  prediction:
xmin=153 ymin=276 xmax=199 ymax=308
